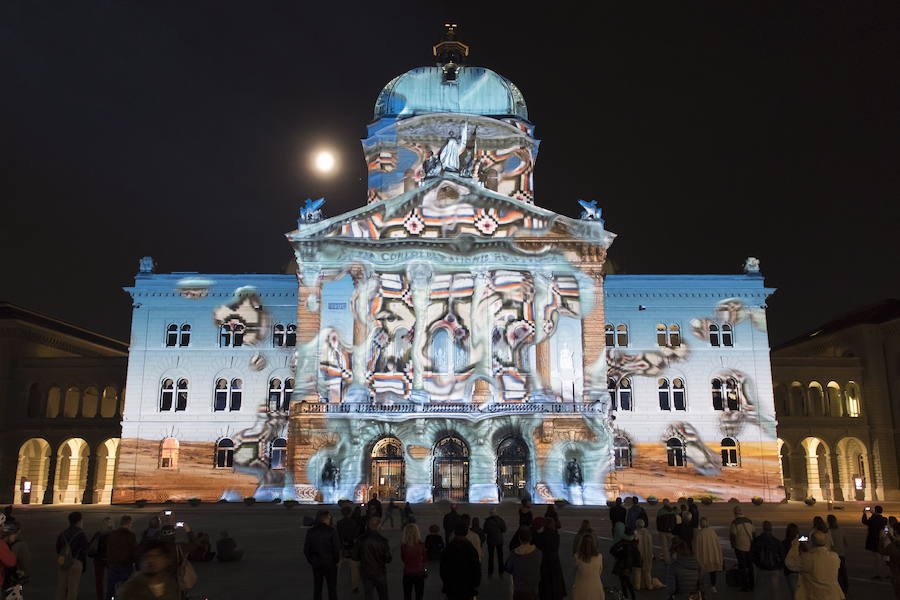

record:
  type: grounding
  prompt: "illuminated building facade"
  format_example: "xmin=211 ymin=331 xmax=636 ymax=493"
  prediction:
xmin=113 ymin=30 xmax=783 ymax=504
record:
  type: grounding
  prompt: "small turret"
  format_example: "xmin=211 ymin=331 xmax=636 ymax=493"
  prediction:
xmin=433 ymin=23 xmax=469 ymax=82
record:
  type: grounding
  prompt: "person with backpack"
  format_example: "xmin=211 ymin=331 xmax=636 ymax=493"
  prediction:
xmin=56 ymin=511 xmax=89 ymax=600
xmin=304 ymin=510 xmax=341 ymax=600
xmin=610 ymin=526 xmax=641 ymax=600
xmin=750 ymin=521 xmax=790 ymax=600
xmin=729 ymin=506 xmax=755 ymax=592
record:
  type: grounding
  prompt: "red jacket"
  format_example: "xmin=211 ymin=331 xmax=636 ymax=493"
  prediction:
xmin=0 ymin=539 xmax=17 ymax=587
xmin=401 ymin=542 xmax=426 ymax=575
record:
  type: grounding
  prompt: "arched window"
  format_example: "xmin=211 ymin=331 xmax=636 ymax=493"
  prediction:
xmin=160 ymin=379 xmax=174 ymax=411
xmin=175 ymin=379 xmax=188 ymax=411
xmin=160 ymin=438 xmax=179 ymax=469
xmin=614 ymin=436 xmax=632 ymax=468
xmin=27 ymin=383 xmax=41 ymax=418
xmin=790 ymin=382 xmax=806 ymax=415
xmin=268 ymin=378 xmax=293 ymax=411
xmin=846 ymin=382 xmax=861 ymax=417
xmin=81 ymin=386 xmax=99 ymax=418
xmin=430 ymin=328 xmax=467 ymax=375
xmin=658 ymin=378 xmax=671 ymax=410
xmin=616 ymin=324 xmax=628 ymax=347
xmin=826 ymin=382 xmax=842 ymax=417
xmin=672 ymin=378 xmax=686 ymax=411
xmin=214 ymin=378 xmax=242 ymax=412
xmin=179 ymin=324 xmax=191 ymax=347
xmin=273 ymin=324 xmax=286 ymax=347
xmin=774 ymin=383 xmax=789 ymax=416
xmin=166 ymin=324 xmax=178 ymax=347
xmin=63 ymin=386 xmax=80 ymax=418
xmin=270 ymin=438 xmax=287 ymax=469
xmin=808 ymin=382 xmax=825 ymax=416
xmin=46 ymin=386 xmax=61 ymax=418
xmin=215 ymin=439 xmax=235 ymax=468
xmin=100 ymin=386 xmax=118 ymax=417
xmin=656 ymin=324 xmax=667 ymax=346
xmin=605 ymin=325 xmax=614 ymax=347
xmin=709 ymin=323 xmax=720 ymax=347
xmin=657 ymin=324 xmax=681 ymax=347
xmin=285 ymin=324 xmax=297 ymax=347
xmin=666 ymin=438 xmax=685 ymax=467
xmin=721 ymin=438 xmax=739 ymax=466
xmin=219 ymin=323 xmax=245 ymax=347
xmin=721 ymin=324 xmax=734 ymax=347
xmin=609 ymin=377 xmax=632 ymax=411
xmin=711 ymin=378 xmax=724 ymax=411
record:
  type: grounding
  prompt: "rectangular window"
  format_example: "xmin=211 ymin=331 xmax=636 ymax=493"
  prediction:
xmin=175 ymin=390 xmax=187 ymax=411
xmin=230 ymin=391 xmax=242 ymax=411
xmin=658 ymin=390 xmax=670 ymax=411
xmin=214 ymin=390 xmax=227 ymax=412
xmin=673 ymin=389 xmax=686 ymax=411
xmin=327 ymin=302 xmax=347 ymax=310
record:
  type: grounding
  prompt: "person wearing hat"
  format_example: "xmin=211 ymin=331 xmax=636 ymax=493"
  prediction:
xmin=785 ymin=530 xmax=843 ymax=600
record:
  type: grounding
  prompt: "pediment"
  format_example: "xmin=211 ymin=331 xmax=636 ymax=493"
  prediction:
xmin=287 ymin=174 xmax=613 ymax=247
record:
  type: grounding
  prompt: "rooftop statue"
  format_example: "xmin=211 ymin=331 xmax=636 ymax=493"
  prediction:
xmin=438 ymin=123 xmax=469 ymax=173
xmin=577 ymin=199 xmax=603 ymax=223
xmin=138 ymin=256 xmax=156 ymax=274
xmin=299 ymin=198 xmax=325 ymax=225
xmin=744 ymin=256 xmax=761 ymax=274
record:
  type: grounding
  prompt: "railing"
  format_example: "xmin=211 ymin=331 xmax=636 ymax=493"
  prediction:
xmin=298 ymin=401 xmax=602 ymax=416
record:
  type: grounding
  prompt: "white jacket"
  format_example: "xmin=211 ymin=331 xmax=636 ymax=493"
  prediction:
xmin=785 ymin=542 xmax=844 ymax=600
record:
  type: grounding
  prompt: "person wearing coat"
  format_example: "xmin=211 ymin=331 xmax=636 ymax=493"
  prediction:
xmin=533 ymin=518 xmax=567 ymax=600
xmin=862 ymin=506 xmax=889 ymax=579
xmin=694 ymin=517 xmax=723 ymax=592
xmin=483 ymin=508 xmax=507 ymax=577
xmin=632 ymin=519 xmax=655 ymax=590
xmin=610 ymin=527 xmax=640 ymax=600
xmin=784 ymin=530 xmax=844 ymax=600
xmin=571 ymin=531 xmax=603 ymax=600
xmin=440 ymin=524 xmax=481 ymax=600
xmin=303 ymin=510 xmax=342 ymax=600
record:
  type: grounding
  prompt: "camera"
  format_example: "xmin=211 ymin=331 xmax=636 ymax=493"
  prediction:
xmin=175 ymin=522 xmax=185 ymax=528
xmin=798 ymin=535 xmax=809 ymax=542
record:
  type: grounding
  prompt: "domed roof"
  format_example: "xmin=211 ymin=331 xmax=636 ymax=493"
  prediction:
xmin=373 ymin=66 xmax=528 ymax=121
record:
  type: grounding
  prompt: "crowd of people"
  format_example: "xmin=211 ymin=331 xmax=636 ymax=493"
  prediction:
xmin=0 ymin=494 xmax=896 ymax=599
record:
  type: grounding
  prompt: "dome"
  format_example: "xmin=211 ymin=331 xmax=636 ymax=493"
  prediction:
xmin=373 ymin=66 xmax=528 ymax=121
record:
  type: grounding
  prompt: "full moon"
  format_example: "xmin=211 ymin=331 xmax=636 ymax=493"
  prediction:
xmin=315 ymin=151 xmax=335 ymax=172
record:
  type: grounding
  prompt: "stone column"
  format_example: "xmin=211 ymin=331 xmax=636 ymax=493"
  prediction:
xmin=470 ymin=269 xmax=492 ymax=403
xmin=295 ymin=267 xmax=323 ymax=402
xmin=532 ymin=272 xmax=552 ymax=396
xmin=348 ymin=265 xmax=377 ymax=401
xmin=406 ymin=263 xmax=432 ymax=398
xmin=43 ymin=453 xmax=57 ymax=505
xmin=804 ymin=452 xmax=823 ymax=500
xmin=82 ymin=451 xmax=98 ymax=504
xmin=580 ymin=267 xmax=606 ymax=403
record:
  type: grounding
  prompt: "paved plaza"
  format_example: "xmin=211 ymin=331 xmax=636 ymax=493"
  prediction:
xmin=9 ymin=500 xmax=896 ymax=599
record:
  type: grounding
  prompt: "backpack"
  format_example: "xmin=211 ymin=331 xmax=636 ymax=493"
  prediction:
xmin=57 ymin=532 xmax=77 ymax=569
xmin=176 ymin=546 xmax=197 ymax=590
xmin=754 ymin=538 xmax=781 ymax=570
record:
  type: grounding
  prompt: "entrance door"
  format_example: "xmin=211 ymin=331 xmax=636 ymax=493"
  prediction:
xmin=497 ymin=437 xmax=528 ymax=499
xmin=433 ymin=436 xmax=469 ymax=502
xmin=370 ymin=437 xmax=405 ymax=500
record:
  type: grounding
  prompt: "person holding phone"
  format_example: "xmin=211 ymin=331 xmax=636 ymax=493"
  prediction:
xmin=862 ymin=506 xmax=889 ymax=579
xmin=785 ymin=530 xmax=842 ymax=600
xmin=877 ymin=521 xmax=900 ymax=599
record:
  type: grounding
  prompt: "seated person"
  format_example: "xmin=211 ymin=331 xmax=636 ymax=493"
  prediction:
xmin=187 ymin=531 xmax=215 ymax=562
xmin=216 ymin=531 xmax=244 ymax=562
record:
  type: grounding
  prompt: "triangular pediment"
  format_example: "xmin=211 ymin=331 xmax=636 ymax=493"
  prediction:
xmin=286 ymin=174 xmax=614 ymax=247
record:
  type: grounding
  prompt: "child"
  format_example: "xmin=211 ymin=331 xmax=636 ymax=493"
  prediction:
xmin=425 ymin=524 xmax=445 ymax=561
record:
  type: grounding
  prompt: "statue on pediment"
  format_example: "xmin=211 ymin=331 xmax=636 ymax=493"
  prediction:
xmin=299 ymin=198 xmax=325 ymax=224
xmin=138 ymin=256 xmax=155 ymax=274
xmin=743 ymin=257 xmax=761 ymax=274
xmin=578 ymin=200 xmax=603 ymax=222
xmin=438 ymin=123 xmax=469 ymax=173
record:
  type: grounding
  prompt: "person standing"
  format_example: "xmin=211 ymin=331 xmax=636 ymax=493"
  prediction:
xmin=444 ymin=504 xmax=462 ymax=545
xmin=571 ymin=521 xmax=592 ymax=557
xmin=751 ymin=521 xmax=790 ymax=600
xmin=667 ymin=537 xmax=707 ymax=600
xmin=367 ymin=495 xmax=383 ymax=521
xmin=354 ymin=516 xmax=392 ymax=600
xmin=385 ymin=500 xmax=400 ymax=529
xmin=462 ymin=515 xmax=483 ymax=563
xmin=810 ymin=516 xmax=834 ymax=550
xmin=441 ymin=524 xmax=481 ymax=600
xmin=656 ymin=499 xmax=678 ymax=563
xmin=625 ymin=497 xmax=648 ymax=532
xmin=505 ymin=527 xmax=543 ymax=600
xmin=673 ymin=511 xmax=694 ymax=548
xmin=56 ymin=511 xmax=89 ymax=600
xmin=784 ymin=530 xmax=843 ymax=600
xmin=571 ymin=533 xmax=603 ymax=600
xmin=105 ymin=515 xmax=137 ymax=600
xmin=687 ymin=498 xmax=700 ymax=529
xmin=400 ymin=524 xmax=427 ymax=600
xmin=3 ymin=520 xmax=29 ymax=593
xmin=533 ymin=519 xmax=566 ymax=600
xmin=519 ymin=499 xmax=534 ymax=528
xmin=544 ymin=505 xmax=562 ymax=531
xmin=304 ymin=510 xmax=341 ymax=600
xmin=0 ymin=520 xmax=19 ymax=591
xmin=484 ymin=507 xmax=508 ymax=577
xmin=862 ymin=505 xmax=888 ymax=579
xmin=694 ymin=517 xmax=723 ymax=593
xmin=610 ymin=526 xmax=640 ymax=600
xmin=609 ymin=498 xmax=626 ymax=535
xmin=730 ymin=506 xmax=755 ymax=592
xmin=89 ymin=517 xmax=113 ymax=600
xmin=782 ymin=523 xmax=800 ymax=595
xmin=827 ymin=514 xmax=848 ymax=595
xmin=632 ymin=519 xmax=654 ymax=590
xmin=116 ymin=540 xmax=179 ymax=600
xmin=425 ymin=525 xmax=445 ymax=561
xmin=402 ymin=502 xmax=415 ymax=527
xmin=337 ymin=504 xmax=362 ymax=593
xmin=877 ymin=521 xmax=900 ymax=599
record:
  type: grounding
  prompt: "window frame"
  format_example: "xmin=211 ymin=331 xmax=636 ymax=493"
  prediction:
xmin=166 ymin=324 xmax=179 ymax=347
xmin=215 ymin=438 xmax=235 ymax=468
xmin=721 ymin=437 xmax=739 ymax=467
xmin=613 ymin=435 xmax=632 ymax=468
xmin=270 ymin=437 xmax=287 ymax=469
xmin=160 ymin=379 xmax=174 ymax=412
xmin=666 ymin=437 xmax=685 ymax=467
xmin=658 ymin=378 xmax=671 ymax=411
xmin=273 ymin=324 xmax=286 ymax=347
xmin=672 ymin=378 xmax=686 ymax=411
xmin=179 ymin=324 xmax=191 ymax=347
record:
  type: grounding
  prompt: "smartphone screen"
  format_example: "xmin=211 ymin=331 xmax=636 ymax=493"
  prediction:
xmin=798 ymin=535 xmax=809 ymax=542
xmin=163 ymin=510 xmax=173 ymax=516
xmin=175 ymin=522 xmax=184 ymax=528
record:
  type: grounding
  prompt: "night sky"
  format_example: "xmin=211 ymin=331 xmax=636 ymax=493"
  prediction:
xmin=2 ymin=2 xmax=898 ymax=346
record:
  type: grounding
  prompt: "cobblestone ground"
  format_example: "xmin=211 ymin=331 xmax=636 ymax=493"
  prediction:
xmin=8 ymin=500 xmax=896 ymax=600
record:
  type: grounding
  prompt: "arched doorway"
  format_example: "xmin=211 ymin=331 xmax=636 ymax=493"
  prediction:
xmin=433 ymin=436 xmax=469 ymax=502
xmin=836 ymin=437 xmax=872 ymax=501
xmin=497 ymin=437 xmax=528 ymax=499
xmin=54 ymin=438 xmax=89 ymax=504
xmin=14 ymin=438 xmax=50 ymax=504
xmin=370 ymin=437 xmax=405 ymax=501
xmin=93 ymin=439 xmax=120 ymax=504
